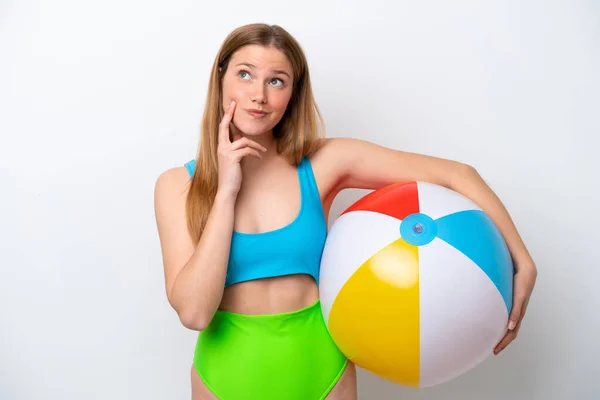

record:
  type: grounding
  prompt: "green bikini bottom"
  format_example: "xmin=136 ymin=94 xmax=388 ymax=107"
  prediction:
xmin=193 ymin=299 xmax=348 ymax=399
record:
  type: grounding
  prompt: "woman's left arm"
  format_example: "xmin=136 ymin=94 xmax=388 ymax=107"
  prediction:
xmin=322 ymin=137 xmax=538 ymax=354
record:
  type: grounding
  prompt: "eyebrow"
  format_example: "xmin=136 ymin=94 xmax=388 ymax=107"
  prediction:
xmin=235 ymin=62 xmax=291 ymax=79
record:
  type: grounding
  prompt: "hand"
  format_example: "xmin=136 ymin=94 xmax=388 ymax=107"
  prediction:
xmin=216 ymin=101 xmax=267 ymax=197
xmin=494 ymin=262 xmax=538 ymax=355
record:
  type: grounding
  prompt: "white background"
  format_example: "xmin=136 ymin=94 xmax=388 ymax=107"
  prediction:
xmin=1 ymin=0 xmax=598 ymax=399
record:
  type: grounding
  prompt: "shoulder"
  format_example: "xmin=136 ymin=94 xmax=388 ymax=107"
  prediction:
xmin=154 ymin=165 xmax=193 ymax=208
xmin=312 ymin=136 xmax=370 ymax=157
xmin=309 ymin=137 xmax=370 ymax=171
xmin=304 ymin=137 xmax=370 ymax=199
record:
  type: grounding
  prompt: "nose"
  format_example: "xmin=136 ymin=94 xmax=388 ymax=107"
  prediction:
xmin=251 ymin=81 xmax=267 ymax=104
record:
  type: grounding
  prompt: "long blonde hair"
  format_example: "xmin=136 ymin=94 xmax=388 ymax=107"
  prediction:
xmin=186 ymin=23 xmax=326 ymax=243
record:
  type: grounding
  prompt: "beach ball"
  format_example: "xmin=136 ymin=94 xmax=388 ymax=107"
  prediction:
xmin=319 ymin=181 xmax=513 ymax=388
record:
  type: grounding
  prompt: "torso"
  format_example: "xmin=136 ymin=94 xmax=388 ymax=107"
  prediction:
xmin=186 ymin=140 xmax=358 ymax=399
xmin=217 ymin=146 xmax=341 ymax=315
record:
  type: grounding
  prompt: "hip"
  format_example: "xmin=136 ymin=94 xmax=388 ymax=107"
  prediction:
xmin=193 ymin=299 xmax=348 ymax=399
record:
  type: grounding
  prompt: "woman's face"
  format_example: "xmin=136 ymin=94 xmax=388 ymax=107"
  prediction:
xmin=221 ymin=45 xmax=294 ymax=137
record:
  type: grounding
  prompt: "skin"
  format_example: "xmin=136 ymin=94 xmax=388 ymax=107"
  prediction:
xmin=155 ymin=44 xmax=537 ymax=399
xmin=223 ymin=44 xmax=293 ymax=141
xmin=157 ymin=44 xmax=359 ymax=399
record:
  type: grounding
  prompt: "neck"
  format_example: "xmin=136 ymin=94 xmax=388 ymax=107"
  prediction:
xmin=233 ymin=127 xmax=280 ymax=169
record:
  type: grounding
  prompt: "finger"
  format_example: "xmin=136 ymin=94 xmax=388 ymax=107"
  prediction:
xmin=219 ymin=101 xmax=236 ymax=144
xmin=493 ymin=331 xmax=514 ymax=355
xmin=494 ymin=319 xmax=522 ymax=355
xmin=230 ymin=137 xmax=267 ymax=152
xmin=233 ymin=147 xmax=263 ymax=161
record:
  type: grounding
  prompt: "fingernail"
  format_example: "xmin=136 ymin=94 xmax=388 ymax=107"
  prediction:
xmin=508 ymin=320 xmax=516 ymax=330
xmin=230 ymin=100 xmax=236 ymax=107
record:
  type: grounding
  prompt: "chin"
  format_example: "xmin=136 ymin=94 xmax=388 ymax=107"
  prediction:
xmin=233 ymin=119 xmax=278 ymax=137
xmin=232 ymin=125 xmax=265 ymax=136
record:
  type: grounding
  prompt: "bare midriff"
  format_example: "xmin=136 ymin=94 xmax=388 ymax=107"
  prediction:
xmin=218 ymin=274 xmax=319 ymax=315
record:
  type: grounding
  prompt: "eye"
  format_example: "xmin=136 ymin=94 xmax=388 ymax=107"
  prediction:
xmin=238 ymin=70 xmax=251 ymax=80
xmin=269 ymin=78 xmax=284 ymax=87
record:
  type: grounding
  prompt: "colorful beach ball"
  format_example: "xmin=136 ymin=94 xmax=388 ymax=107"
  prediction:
xmin=319 ymin=181 xmax=514 ymax=388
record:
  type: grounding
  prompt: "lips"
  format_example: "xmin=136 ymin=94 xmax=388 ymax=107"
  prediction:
xmin=245 ymin=109 xmax=269 ymax=118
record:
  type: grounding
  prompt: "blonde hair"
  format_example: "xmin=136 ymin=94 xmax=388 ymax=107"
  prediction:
xmin=186 ymin=23 xmax=326 ymax=243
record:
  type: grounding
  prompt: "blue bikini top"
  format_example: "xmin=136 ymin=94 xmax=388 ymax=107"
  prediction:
xmin=184 ymin=156 xmax=327 ymax=287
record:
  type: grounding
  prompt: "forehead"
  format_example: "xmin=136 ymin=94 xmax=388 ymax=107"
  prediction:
xmin=229 ymin=45 xmax=292 ymax=73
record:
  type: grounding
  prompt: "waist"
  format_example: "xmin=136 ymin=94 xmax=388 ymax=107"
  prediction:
xmin=194 ymin=297 xmax=348 ymax=399
xmin=219 ymin=273 xmax=319 ymax=315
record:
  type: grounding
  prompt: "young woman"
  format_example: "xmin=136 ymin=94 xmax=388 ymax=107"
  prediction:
xmin=154 ymin=23 xmax=537 ymax=400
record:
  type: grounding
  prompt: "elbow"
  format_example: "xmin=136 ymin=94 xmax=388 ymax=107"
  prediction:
xmin=458 ymin=162 xmax=478 ymax=177
xmin=167 ymin=288 xmax=212 ymax=331
xmin=450 ymin=162 xmax=479 ymax=188
xmin=178 ymin=307 xmax=212 ymax=331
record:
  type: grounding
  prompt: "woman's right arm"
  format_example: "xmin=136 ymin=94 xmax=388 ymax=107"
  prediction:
xmin=154 ymin=101 xmax=266 ymax=331
xmin=154 ymin=173 xmax=237 ymax=331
